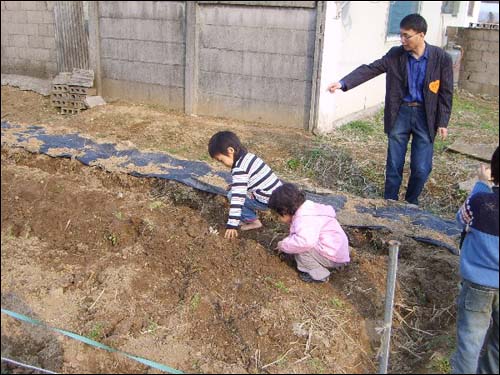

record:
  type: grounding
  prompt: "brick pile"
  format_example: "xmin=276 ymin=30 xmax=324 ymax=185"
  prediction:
xmin=51 ymin=69 xmax=95 ymax=115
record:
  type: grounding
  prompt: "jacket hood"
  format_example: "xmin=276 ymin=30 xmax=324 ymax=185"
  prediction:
xmin=295 ymin=200 xmax=336 ymax=219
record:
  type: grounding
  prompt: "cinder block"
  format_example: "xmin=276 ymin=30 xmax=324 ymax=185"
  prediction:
xmin=68 ymin=93 xmax=86 ymax=100
xmin=43 ymin=36 xmax=56 ymax=49
xmin=469 ymin=71 xmax=493 ymax=84
xmin=4 ymin=10 xmax=27 ymax=23
xmin=38 ymin=23 xmax=55 ymax=36
xmin=482 ymin=51 xmax=499 ymax=64
xmin=68 ymin=86 xmax=90 ymax=94
xmin=60 ymin=107 xmax=82 ymax=115
xmin=23 ymin=23 xmax=39 ymax=35
xmin=27 ymin=10 xmax=45 ymax=23
xmin=22 ymin=1 xmax=47 ymax=10
xmin=9 ymin=34 xmax=29 ymax=47
xmin=28 ymin=35 xmax=45 ymax=48
xmin=485 ymin=31 xmax=499 ymax=42
xmin=52 ymin=84 xmax=69 ymax=92
xmin=466 ymin=61 xmax=487 ymax=73
xmin=25 ymin=48 xmax=50 ymax=61
xmin=5 ymin=2 xmax=23 ymax=10
xmin=468 ymin=40 xmax=489 ymax=52
xmin=42 ymin=11 xmax=54 ymax=24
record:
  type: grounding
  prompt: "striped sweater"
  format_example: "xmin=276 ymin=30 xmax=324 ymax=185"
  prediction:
xmin=227 ymin=152 xmax=282 ymax=229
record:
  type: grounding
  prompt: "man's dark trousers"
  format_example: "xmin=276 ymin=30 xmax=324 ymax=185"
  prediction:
xmin=384 ymin=104 xmax=434 ymax=205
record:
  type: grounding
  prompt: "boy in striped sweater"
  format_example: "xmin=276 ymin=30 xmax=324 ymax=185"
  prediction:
xmin=451 ymin=146 xmax=499 ymax=374
xmin=208 ymin=131 xmax=282 ymax=239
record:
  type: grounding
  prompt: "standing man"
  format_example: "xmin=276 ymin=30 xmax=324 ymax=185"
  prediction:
xmin=328 ymin=14 xmax=453 ymax=205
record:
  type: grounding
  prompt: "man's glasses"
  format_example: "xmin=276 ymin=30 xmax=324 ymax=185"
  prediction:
xmin=400 ymin=33 xmax=419 ymax=41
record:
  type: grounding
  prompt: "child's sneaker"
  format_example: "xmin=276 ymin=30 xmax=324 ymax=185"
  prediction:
xmin=299 ymin=272 xmax=329 ymax=283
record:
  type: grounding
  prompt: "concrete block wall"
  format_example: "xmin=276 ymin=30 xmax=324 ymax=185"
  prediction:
xmin=99 ymin=1 xmax=186 ymax=109
xmin=1 ymin=1 xmax=57 ymax=78
xmin=447 ymin=27 xmax=499 ymax=97
xmin=196 ymin=4 xmax=316 ymax=128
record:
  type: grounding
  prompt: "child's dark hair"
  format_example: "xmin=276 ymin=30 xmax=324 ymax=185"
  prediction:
xmin=400 ymin=14 xmax=427 ymax=34
xmin=268 ymin=183 xmax=306 ymax=216
xmin=208 ymin=131 xmax=247 ymax=160
xmin=492 ymin=146 xmax=499 ymax=185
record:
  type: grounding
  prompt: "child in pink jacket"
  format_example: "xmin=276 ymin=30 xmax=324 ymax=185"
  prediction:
xmin=268 ymin=183 xmax=350 ymax=283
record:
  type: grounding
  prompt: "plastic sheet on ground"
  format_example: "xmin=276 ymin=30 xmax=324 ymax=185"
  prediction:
xmin=1 ymin=121 xmax=462 ymax=254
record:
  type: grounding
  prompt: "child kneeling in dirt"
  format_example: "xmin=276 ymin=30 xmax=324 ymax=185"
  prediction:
xmin=451 ymin=146 xmax=499 ymax=374
xmin=268 ymin=183 xmax=350 ymax=283
xmin=208 ymin=131 xmax=282 ymax=239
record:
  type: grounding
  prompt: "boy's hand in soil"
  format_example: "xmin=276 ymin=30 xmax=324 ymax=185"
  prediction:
xmin=477 ymin=164 xmax=492 ymax=183
xmin=225 ymin=229 xmax=238 ymax=239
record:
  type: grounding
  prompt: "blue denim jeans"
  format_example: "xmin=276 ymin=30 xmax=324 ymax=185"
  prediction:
xmin=227 ymin=191 xmax=268 ymax=223
xmin=384 ymin=105 xmax=434 ymax=205
xmin=451 ymin=280 xmax=499 ymax=374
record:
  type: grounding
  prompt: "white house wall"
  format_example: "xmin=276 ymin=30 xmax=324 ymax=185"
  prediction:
xmin=316 ymin=1 xmax=481 ymax=133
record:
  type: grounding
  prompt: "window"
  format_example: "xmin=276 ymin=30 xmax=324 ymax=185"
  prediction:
xmin=467 ymin=1 xmax=475 ymax=17
xmin=442 ymin=1 xmax=460 ymax=16
xmin=387 ymin=1 xmax=420 ymax=36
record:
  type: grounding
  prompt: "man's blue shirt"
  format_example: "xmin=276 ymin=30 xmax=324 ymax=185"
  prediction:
xmin=403 ymin=45 xmax=429 ymax=103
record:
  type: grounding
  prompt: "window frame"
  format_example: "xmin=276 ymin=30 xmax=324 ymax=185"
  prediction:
xmin=386 ymin=1 xmax=422 ymax=41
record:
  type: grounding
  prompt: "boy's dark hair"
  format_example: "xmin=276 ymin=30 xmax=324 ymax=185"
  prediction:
xmin=268 ymin=183 xmax=306 ymax=216
xmin=400 ymin=14 xmax=428 ymax=35
xmin=492 ymin=146 xmax=499 ymax=185
xmin=208 ymin=131 xmax=247 ymax=161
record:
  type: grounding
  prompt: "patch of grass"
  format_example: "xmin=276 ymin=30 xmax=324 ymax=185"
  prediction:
xmin=480 ymin=121 xmax=499 ymax=135
xmin=309 ymin=358 xmax=327 ymax=374
xmin=142 ymin=218 xmax=155 ymax=232
xmin=431 ymin=354 xmax=452 ymax=374
xmin=274 ymin=280 xmax=289 ymax=293
xmin=341 ymin=120 xmax=375 ymax=135
xmin=87 ymin=323 xmax=104 ymax=341
xmin=141 ymin=319 xmax=158 ymax=334
xmin=113 ymin=211 xmax=123 ymax=220
xmin=2 ymin=226 xmax=16 ymax=240
xmin=163 ymin=146 xmax=190 ymax=155
xmin=105 ymin=232 xmax=118 ymax=246
xmin=286 ymin=158 xmax=301 ymax=170
xmin=148 ymin=200 xmax=164 ymax=210
xmin=264 ymin=277 xmax=289 ymax=293
xmin=199 ymin=153 xmax=211 ymax=161
xmin=190 ymin=293 xmax=201 ymax=311
xmin=329 ymin=297 xmax=344 ymax=309
xmin=434 ymin=138 xmax=453 ymax=153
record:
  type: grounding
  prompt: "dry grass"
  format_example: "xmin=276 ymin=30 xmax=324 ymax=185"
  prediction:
xmin=316 ymin=91 xmax=499 ymax=218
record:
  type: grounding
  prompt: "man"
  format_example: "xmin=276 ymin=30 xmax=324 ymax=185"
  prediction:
xmin=328 ymin=14 xmax=453 ymax=205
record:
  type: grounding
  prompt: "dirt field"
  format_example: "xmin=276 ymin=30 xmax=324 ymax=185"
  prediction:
xmin=0 ymin=86 xmax=477 ymax=373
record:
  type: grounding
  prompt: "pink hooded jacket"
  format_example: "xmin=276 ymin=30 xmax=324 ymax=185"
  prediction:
xmin=279 ymin=200 xmax=350 ymax=263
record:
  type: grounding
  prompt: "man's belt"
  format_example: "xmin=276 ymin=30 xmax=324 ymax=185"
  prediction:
xmin=402 ymin=101 xmax=422 ymax=107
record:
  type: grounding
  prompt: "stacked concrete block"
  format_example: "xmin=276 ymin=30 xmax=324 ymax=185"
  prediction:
xmin=51 ymin=69 xmax=95 ymax=115
xmin=447 ymin=26 xmax=499 ymax=97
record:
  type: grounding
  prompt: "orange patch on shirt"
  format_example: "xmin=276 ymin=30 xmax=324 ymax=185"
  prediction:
xmin=429 ymin=80 xmax=440 ymax=94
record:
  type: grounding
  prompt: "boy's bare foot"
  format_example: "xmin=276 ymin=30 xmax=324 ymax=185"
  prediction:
xmin=241 ymin=219 xmax=263 ymax=231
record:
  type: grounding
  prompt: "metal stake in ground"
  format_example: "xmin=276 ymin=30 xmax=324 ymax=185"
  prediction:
xmin=378 ymin=240 xmax=400 ymax=374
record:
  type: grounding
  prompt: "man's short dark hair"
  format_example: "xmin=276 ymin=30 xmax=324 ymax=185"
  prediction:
xmin=208 ymin=131 xmax=247 ymax=159
xmin=492 ymin=146 xmax=499 ymax=185
xmin=400 ymin=14 xmax=428 ymax=35
xmin=268 ymin=183 xmax=306 ymax=216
